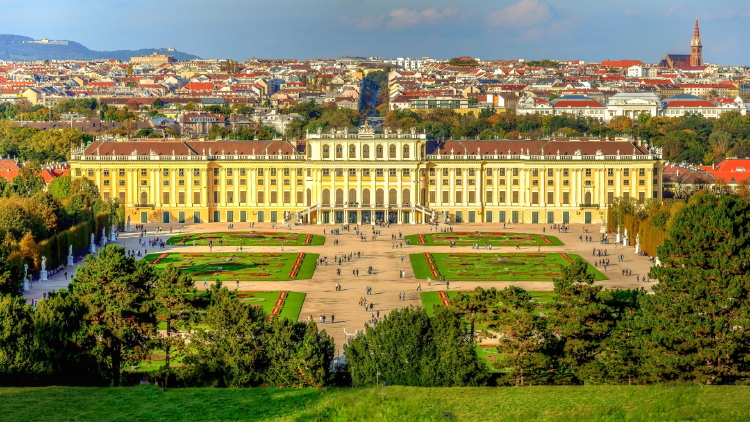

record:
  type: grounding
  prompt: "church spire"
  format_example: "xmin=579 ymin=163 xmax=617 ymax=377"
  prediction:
xmin=690 ymin=16 xmax=703 ymax=66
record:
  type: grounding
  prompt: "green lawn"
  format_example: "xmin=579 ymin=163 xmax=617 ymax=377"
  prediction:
xmin=143 ymin=252 xmax=318 ymax=281
xmin=405 ymin=231 xmax=563 ymax=247
xmin=2 ymin=385 xmax=749 ymax=421
xmin=235 ymin=291 xmax=306 ymax=321
xmin=411 ymin=252 xmax=606 ymax=282
xmin=420 ymin=290 xmax=557 ymax=317
xmin=166 ymin=231 xmax=325 ymax=246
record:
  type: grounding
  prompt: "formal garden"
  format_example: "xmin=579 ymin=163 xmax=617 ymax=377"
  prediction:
xmin=410 ymin=252 xmax=606 ymax=282
xmin=143 ymin=252 xmax=318 ymax=281
xmin=166 ymin=231 xmax=325 ymax=246
xmin=404 ymin=231 xmax=563 ymax=247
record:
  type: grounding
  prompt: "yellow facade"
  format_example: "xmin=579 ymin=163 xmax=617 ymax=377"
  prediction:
xmin=70 ymin=130 xmax=663 ymax=226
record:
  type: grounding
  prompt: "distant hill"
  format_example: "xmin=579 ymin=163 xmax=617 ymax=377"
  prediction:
xmin=0 ymin=34 xmax=201 ymax=61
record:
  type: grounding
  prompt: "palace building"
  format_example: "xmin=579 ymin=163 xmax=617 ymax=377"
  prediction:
xmin=69 ymin=127 xmax=663 ymax=226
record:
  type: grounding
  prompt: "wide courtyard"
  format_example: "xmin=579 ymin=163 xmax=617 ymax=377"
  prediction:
xmin=27 ymin=222 xmax=655 ymax=350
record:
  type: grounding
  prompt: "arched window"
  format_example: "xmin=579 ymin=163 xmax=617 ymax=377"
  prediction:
xmin=335 ymin=188 xmax=344 ymax=205
xmin=348 ymin=188 xmax=356 ymax=204
xmin=376 ymin=188 xmax=384 ymax=205
xmin=584 ymin=191 xmax=592 ymax=205
xmin=420 ymin=145 xmax=426 ymax=159
xmin=306 ymin=188 xmax=312 ymax=206
xmin=363 ymin=145 xmax=370 ymax=159
xmin=140 ymin=191 xmax=148 ymax=205
xmin=389 ymin=145 xmax=397 ymax=158
xmin=349 ymin=145 xmax=356 ymax=158
xmin=403 ymin=145 xmax=410 ymax=158
xmin=389 ymin=188 xmax=397 ymax=204
xmin=336 ymin=144 xmax=343 ymax=159
xmin=323 ymin=145 xmax=330 ymax=159
xmin=322 ymin=189 xmax=331 ymax=206
xmin=402 ymin=188 xmax=411 ymax=206
xmin=376 ymin=144 xmax=384 ymax=159
xmin=362 ymin=188 xmax=371 ymax=205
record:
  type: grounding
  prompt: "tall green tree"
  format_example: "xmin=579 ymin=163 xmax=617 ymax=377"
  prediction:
xmin=184 ymin=284 xmax=268 ymax=387
xmin=153 ymin=264 xmax=197 ymax=389
xmin=549 ymin=259 xmax=617 ymax=384
xmin=70 ymin=245 xmax=156 ymax=386
xmin=495 ymin=286 xmax=560 ymax=386
xmin=425 ymin=306 xmax=489 ymax=386
xmin=639 ymin=192 xmax=750 ymax=384
xmin=264 ymin=318 xmax=335 ymax=387
xmin=0 ymin=295 xmax=38 ymax=384
xmin=450 ymin=286 xmax=499 ymax=340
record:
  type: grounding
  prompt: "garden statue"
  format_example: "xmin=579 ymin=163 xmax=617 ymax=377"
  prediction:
xmin=68 ymin=245 xmax=74 ymax=266
xmin=23 ymin=263 xmax=29 ymax=292
xmin=90 ymin=233 xmax=96 ymax=254
xmin=40 ymin=256 xmax=48 ymax=281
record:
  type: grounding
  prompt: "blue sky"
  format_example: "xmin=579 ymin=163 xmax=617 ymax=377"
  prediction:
xmin=2 ymin=0 xmax=749 ymax=64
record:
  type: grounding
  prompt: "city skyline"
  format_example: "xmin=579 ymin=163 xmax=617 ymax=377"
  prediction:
xmin=2 ymin=0 xmax=749 ymax=65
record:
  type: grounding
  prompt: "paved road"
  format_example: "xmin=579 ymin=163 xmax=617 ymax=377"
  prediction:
xmin=24 ymin=222 xmax=656 ymax=353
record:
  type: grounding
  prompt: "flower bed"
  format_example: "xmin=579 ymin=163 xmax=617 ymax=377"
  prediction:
xmin=151 ymin=253 xmax=169 ymax=265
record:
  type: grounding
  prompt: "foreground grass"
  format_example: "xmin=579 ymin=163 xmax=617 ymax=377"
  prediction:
xmin=2 ymin=385 xmax=749 ymax=421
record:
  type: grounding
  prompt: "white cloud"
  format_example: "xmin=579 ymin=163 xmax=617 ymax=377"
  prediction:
xmin=486 ymin=0 xmax=550 ymax=28
xmin=385 ymin=8 xmax=459 ymax=30
xmin=624 ymin=7 xmax=639 ymax=18
xmin=665 ymin=5 xmax=680 ymax=17
xmin=341 ymin=7 xmax=458 ymax=31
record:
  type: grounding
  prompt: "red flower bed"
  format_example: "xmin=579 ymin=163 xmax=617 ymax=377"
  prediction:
xmin=151 ymin=253 xmax=169 ymax=265
xmin=177 ymin=234 xmax=193 ymax=245
xmin=438 ymin=292 xmax=448 ymax=298
xmin=275 ymin=300 xmax=284 ymax=307
xmin=236 ymin=294 xmax=255 ymax=298
xmin=441 ymin=300 xmax=450 ymax=306
xmin=278 ymin=292 xmax=288 ymax=299
xmin=304 ymin=234 xmax=313 ymax=244
xmin=559 ymin=253 xmax=573 ymax=263
xmin=298 ymin=252 xmax=306 ymax=259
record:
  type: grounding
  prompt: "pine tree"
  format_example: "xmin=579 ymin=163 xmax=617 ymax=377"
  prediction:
xmin=639 ymin=192 xmax=750 ymax=384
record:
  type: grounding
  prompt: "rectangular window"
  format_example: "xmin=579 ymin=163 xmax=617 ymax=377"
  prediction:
xmin=608 ymin=180 xmax=614 ymax=186
xmin=442 ymin=168 xmax=449 ymax=176
xmin=283 ymin=169 xmax=290 ymax=176
xmin=240 ymin=191 xmax=246 ymax=203
xmin=468 ymin=191 xmax=475 ymax=203
xmin=363 ymin=169 xmax=371 ymax=177
xmin=271 ymin=169 xmax=277 ymax=176
xmin=119 ymin=169 xmax=125 ymax=177
xmin=456 ymin=169 xmax=462 ymax=176
xmin=87 ymin=169 xmax=94 ymax=177
xmin=456 ymin=179 xmax=462 ymax=185
xmin=141 ymin=169 xmax=147 ymax=176
xmin=213 ymin=179 xmax=219 ymax=185
xmin=257 ymin=191 xmax=265 ymax=203
xmin=531 ymin=192 xmax=539 ymax=205
xmin=442 ymin=191 xmax=449 ymax=203
xmin=141 ymin=180 xmax=147 ymax=186
xmin=193 ymin=179 xmax=200 ymax=186
xmin=429 ymin=191 xmax=436 ymax=203
xmin=226 ymin=191 xmax=234 ymax=203
xmin=178 ymin=169 xmax=185 ymax=177
xmin=119 ymin=192 xmax=126 ymax=203
xmin=297 ymin=168 xmax=303 ymax=176
xmin=512 ymin=168 xmax=518 ymax=176
xmin=119 ymin=180 xmax=125 ymax=186
xmin=226 ymin=179 xmax=233 ymax=185
xmin=213 ymin=191 xmax=219 ymax=203
xmin=512 ymin=179 xmax=518 ymax=186
xmin=103 ymin=192 xmax=110 ymax=201
xmin=403 ymin=169 xmax=410 ymax=176
xmin=486 ymin=179 xmax=492 ymax=185
xmin=283 ymin=179 xmax=290 ymax=185
xmin=270 ymin=179 xmax=277 ymax=186
xmin=485 ymin=191 xmax=493 ymax=203
xmin=562 ymin=192 xmax=570 ymax=204
xmin=178 ymin=192 xmax=185 ymax=204
xmin=532 ymin=180 xmax=539 ymax=186
xmin=547 ymin=168 xmax=554 ymax=177
xmin=103 ymin=180 xmax=110 ymax=186
xmin=296 ymin=191 xmax=303 ymax=203
xmin=163 ymin=192 xmax=169 ymax=204
xmin=240 ymin=179 xmax=246 ymax=185
xmin=297 ymin=179 xmax=303 ymax=185
xmin=163 ymin=180 xmax=170 ymax=186
xmin=455 ymin=191 xmax=463 ymax=203
xmin=335 ymin=169 xmax=343 ymax=177
xmin=283 ymin=191 xmax=291 ymax=203
xmin=486 ymin=168 xmax=492 ymax=176
xmin=499 ymin=191 xmax=506 ymax=202
xmin=512 ymin=191 xmax=519 ymax=203
xmin=532 ymin=169 xmax=538 ymax=177
xmin=585 ymin=169 xmax=592 ymax=177
xmin=240 ymin=169 xmax=246 ymax=176
xmin=322 ymin=169 xmax=330 ymax=176
xmin=349 ymin=169 xmax=356 ymax=176
xmin=178 ymin=180 xmax=185 ymax=186
xmin=193 ymin=169 xmax=200 ymax=177
xmin=639 ymin=169 xmax=646 ymax=176
xmin=639 ymin=180 xmax=645 ymax=186
xmin=547 ymin=179 xmax=554 ymax=186
xmin=257 ymin=169 xmax=264 ymax=176
xmin=389 ymin=169 xmax=397 ymax=177
xmin=563 ymin=180 xmax=569 ymax=186
xmin=213 ymin=168 xmax=219 ymax=177
xmin=499 ymin=179 xmax=506 ymax=185
xmin=103 ymin=169 xmax=110 ymax=177
xmin=624 ymin=169 xmax=629 ymax=176
xmin=607 ymin=192 xmax=614 ymax=204
xmin=607 ymin=168 xmax=614 ymax=177
xmin=468 ymin=169 xmax=475 ymax=177
xmin=624 ymin=180 xmax=630 ymax=186
xmin=270 ymin=192 xmax=278 ymax=203
xmin=226 ymin=168 xmax=233 ymax=176
xmin=376 ymin=169 xmax=384 ymax=177
xmin=547 ymin=191 xmax=554 ymax=204
xmin=499 ymin=169 xmax=506 ymax=176
xmin=563 ymin=169 xmax=569 ymax=177
xmin=468 ymin=179 xmax=475 ymax=185
xmin=194 ymin=191 xmax=201 ymax=204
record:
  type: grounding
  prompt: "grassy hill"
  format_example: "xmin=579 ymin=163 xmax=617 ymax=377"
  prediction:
xmin=1 ymin=385 xmax=749 ymax=421
xmin=0 ymin=34 xmax=200 ymax=61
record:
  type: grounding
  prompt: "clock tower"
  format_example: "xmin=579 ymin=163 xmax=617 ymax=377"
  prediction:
xmin=690 ymin=17 xmax=703 ymax=66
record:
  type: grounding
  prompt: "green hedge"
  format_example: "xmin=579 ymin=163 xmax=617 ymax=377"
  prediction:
xmin=37 ymin=221 xmax=93 ymax=270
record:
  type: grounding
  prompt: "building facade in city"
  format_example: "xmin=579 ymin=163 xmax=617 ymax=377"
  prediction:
xmin=70 ymin=128 xmax=663 ymax=226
